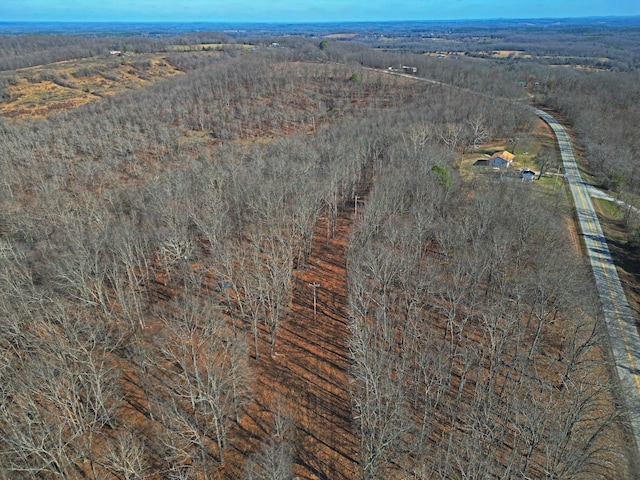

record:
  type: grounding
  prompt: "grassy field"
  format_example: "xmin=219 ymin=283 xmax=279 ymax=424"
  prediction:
xmin=0 ymin=53 xmax=190 ymax=119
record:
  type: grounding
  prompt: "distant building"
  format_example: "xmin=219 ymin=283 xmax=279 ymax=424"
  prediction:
xmin=488 ymin=151 xmax=515 ymax=168
xmin=109 ymin=50 xmax=122 ymax=56
xmin=473 ymin=159 xmax=489 ymax=166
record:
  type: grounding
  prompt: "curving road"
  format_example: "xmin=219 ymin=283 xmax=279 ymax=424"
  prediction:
xmin=535 ymin=108 xmax=640 ymax=450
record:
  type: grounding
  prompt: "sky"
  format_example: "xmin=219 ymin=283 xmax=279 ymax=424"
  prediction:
xmin=1 ymin=0 xmax=639 ymax=23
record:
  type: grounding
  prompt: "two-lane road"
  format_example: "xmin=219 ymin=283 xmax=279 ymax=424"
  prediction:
xmin=536 ymin=108 xmax=640 ymax=449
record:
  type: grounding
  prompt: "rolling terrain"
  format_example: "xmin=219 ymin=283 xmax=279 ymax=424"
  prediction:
xmin=0 ymin=24 xmax=639 ymax=479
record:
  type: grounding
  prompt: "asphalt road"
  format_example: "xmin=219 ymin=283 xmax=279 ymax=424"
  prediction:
xmin=535 ymin=108 xmax=640 ymax=450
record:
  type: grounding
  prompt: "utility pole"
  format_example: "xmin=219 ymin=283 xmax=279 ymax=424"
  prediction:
xmin=309 ymin=282 xmax=320 ymax=321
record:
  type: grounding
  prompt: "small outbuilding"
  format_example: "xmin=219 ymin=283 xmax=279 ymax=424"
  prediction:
xmin=518 ymin=168 xmax=537 ymax=181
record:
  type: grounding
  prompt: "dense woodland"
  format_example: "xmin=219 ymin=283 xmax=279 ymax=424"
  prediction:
xmin=0 ymin=23 xmax=639 ymax=479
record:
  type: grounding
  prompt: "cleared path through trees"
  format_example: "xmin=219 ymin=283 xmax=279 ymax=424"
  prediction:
xmin=535 ymin=108 xmax=640 ymax=451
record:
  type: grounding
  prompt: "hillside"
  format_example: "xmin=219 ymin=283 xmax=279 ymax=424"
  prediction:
xmin=0 ymin=52 xmax=190 ymax=118
xmin=0 ymin=34 xmax=638 ymax=479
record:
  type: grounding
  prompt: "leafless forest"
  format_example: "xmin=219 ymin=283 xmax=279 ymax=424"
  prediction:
xmin=1 ymin=23 xmax=639 ymax=479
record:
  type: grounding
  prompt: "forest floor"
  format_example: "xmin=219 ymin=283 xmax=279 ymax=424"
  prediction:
xmin=220 ymin=207 xmax=359 ymax=479
xmin=119 ymin=201 xmax=359 ymax=480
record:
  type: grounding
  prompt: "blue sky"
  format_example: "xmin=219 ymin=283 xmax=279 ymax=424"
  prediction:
xmin=2 ymin=0 xmax=639 ymax=23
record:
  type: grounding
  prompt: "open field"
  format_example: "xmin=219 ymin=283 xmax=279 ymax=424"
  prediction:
xmin=0 ymin=52 xmax=193 ymax=118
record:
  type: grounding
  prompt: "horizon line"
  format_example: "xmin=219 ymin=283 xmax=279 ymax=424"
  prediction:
xmin=1 ymin=15 xmax=639 ymax=25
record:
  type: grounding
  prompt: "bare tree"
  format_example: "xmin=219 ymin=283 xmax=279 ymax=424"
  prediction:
xmin=103 ymin=427 xmax=149 ymax=480
xmin=151 ymin=296 xmax=252 ymax=476
xmin=0 ymin=304 xmax=122 ymax=479
xmin=245 ymin=400 xmax=296 ymax=480
xmin=348 ymin=284 xmax=411 ymax=480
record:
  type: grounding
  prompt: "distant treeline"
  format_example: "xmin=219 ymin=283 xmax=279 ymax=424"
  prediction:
xmin=362 ymin=26 xmax=640 ymax=70
xmin=0 ymin=31 xmax=236 ymax=71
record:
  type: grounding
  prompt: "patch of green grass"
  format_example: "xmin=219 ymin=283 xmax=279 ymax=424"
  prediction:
xmin=536 ymin=175 xmax=557 ymax=187
xmin=594 ymin=197 xmax=624 ymax=220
